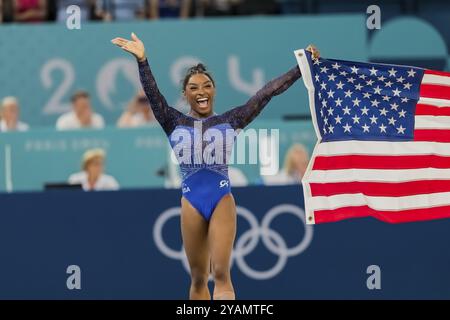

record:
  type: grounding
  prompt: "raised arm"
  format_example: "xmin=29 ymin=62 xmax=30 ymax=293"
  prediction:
xmin=224 ymin=45 xmax=320 ymax=130
xmin=111 ymin=33 xmax=178 ymax=135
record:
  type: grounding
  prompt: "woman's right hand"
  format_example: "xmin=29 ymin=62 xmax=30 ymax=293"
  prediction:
xmin=306 ymin=44 xmax=320 ymax=60
xmin=111 ymin=32 xmax=147 ymax=62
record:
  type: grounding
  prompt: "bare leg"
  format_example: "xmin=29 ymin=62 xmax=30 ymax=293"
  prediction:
xmin=181 ymin=197 xmax=211 ymax=300
xmin=208 ymin=194 xmax=237 ymax=300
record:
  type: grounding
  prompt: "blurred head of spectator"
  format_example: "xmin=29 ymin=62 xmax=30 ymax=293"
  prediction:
xmin=284 ymin=143 xmax=309 ymax=179
xmin=93 ymin=0 xmax=146 ymax=21
xmin=0 ymin=96 xmax=29 ymax=132
xmin=68 ymin=148 xmax=120 ymax=191
xmin=261 ymin=143 xmax=309 ymax=186
xmin=117 ymin=90 xmax=156 ymax=128
xmin=83 ymin=148 xmax=105 ymax=185
xmin=56 ymin=90 xmax=105 ymax=130
xmin=72 ymin=91 xmax=93 ymax=125
xmin=148 ymin=0 xmax=191 ymax=19
xmin=13 ymin=0 xmax=47 ymax=23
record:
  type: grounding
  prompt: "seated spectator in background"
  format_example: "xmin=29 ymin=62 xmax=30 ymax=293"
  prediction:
xmin=1 ymin=0 xmax=14 ymax=22
xmin=199 ymin=0 xmax=241 ymax=16
xmin=13 ymin=0 xmax=47 ymax=22
xmin=97 ymin=0 xmax=147 ymax=21
xmin=117 ymin=90 xmax=156 ymax=128
xmin=148 ymin=0 xmax=191 ymax=19
xmin=0 ymin=96 xmax=29 ymax=132
xmin=68 ymin=148 xmax=119 ymax=191
xmin=262 ymin=143 xmax=309 ymax=186
xmin=56 ymin=90 xmax=105 ymax=130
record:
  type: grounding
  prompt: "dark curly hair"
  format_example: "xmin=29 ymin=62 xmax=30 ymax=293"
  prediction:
xmin=182 ymin=63 xmax=215 ymax=90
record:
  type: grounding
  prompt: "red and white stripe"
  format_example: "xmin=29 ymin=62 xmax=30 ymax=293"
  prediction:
xmin=415 ymin=70 xmax=450 ymax=142
xmin=302 ymin=69 xmax=450 ymax=224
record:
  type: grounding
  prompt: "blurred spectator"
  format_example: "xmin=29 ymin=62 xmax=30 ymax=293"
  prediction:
xmin=239 ymin=0 xmax=278 ymax=15
xmin=229 ymin=166 xmax=248 ymax=187
xmin=117 ymin=90 xmax=156 ymax=128
xmin=13 ymin=0 xmax=47 ymax=22
xmin=68 ymin=148 xmax=120 ymax=191
xmin=46 ymin=0 xmax=55 ymax=20
xmin=262 ymin=143 xmax=309 ymax=185
xmin=94 ymin=0 xmax=146 ymax=21
xmin=0 ymin=96 xmax=29 ymax=132
xmin=1 ymin=0 xmax=15 ymax=22
xmin=148 ymin=0 xmax=191 ymax=19
xmin=89 ymin=0 xmax=111 ymax=20
xmin=56 ymin=90 xmax=105 ymax=130
xmin=198 ymin=0 xmax=241 ymax=16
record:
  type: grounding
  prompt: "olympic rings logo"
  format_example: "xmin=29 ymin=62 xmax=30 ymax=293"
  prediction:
xmin=153 ymin=204 xmax=314 ymax=280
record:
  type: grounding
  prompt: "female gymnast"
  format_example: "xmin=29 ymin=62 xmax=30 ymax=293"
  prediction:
xmin=112 ymin=33 xmax=319 ymax=300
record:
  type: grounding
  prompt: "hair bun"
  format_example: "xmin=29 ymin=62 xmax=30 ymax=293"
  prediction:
xmin=188 ymin=63 xmax=207 ymax=74
xmin=182 ymin=62 xmax=215 ymax=89
xmin=195 ymin=63 xmax=207 ymax=72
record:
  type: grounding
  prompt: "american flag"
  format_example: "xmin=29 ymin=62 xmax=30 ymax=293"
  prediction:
xmin=295 ymin=49 xmax=450 ymax=224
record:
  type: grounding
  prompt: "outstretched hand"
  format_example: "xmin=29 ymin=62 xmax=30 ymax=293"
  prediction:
xmin=111 ymin=32 xmax=146 ymax=62
xmin=306 ymin=44 xmax=320 ymax=60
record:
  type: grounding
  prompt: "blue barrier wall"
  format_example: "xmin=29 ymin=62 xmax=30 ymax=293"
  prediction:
xmin=0 ymin=185 xmax=449 ymax=299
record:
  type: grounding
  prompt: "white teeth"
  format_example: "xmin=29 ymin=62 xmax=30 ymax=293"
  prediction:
xmin=197 ymin=98 xmax=208 ymax=103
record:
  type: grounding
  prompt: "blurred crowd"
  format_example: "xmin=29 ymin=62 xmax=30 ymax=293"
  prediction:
xmin=0 ymin=0 xmax=313 ymax=191
xmin=1 ymin=0 xmax=446 ymax=23
xmin=0 ymin=90 xmax=310 ymax=191
xmin=0 ymin=0 xmax=300 ymax=23
xmin=0 ymin=90 xmax=156 ymax=132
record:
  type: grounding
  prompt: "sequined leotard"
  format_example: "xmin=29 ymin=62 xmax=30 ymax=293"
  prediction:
xmin=138 ymin=59 xmax=301 ymax=220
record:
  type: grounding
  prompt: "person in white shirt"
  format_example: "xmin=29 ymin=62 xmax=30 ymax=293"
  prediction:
xmin=0 ymin=96 xmax=29 ymax=132
xmin=262 ymin=143 xmax=309 ymax=186
xmin=68 ymin=148 xmax=119 ymax=191
xmin=228 ymin=166 xmax=248 ymax=187
xmin=117 ymin=90 xmax=156 ymax=128
xmin=56 ymin=90 xmax=105 ymax=130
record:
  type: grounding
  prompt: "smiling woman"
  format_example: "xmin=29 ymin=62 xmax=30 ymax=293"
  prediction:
xmin=111 ymin=32 xmax=319 ymax=300
xmin=182 ymin=63 xmax=216 ymax=118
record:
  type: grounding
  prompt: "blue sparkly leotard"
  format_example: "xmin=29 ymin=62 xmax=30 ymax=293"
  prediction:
xmin=138 ymin=59 xmax=301 ymax=220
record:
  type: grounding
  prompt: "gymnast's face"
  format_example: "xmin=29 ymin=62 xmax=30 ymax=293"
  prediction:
xmin=184 ymin=73 xmax=216 ymax=118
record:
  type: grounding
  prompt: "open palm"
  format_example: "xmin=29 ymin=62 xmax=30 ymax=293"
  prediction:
xmin=111 ymin=33 xmax=146 ymax=62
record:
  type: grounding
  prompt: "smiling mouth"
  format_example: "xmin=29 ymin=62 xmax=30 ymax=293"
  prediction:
xmin=196 ymin=97 xmax=209 ymax=108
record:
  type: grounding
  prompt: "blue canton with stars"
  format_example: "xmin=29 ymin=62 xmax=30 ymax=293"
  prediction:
xmin=307 ymin=53 xmax=425 ymax=142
